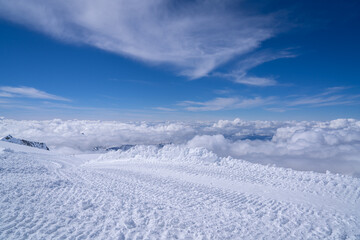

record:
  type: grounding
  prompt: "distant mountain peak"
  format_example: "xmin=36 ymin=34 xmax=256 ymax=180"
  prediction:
xmin=1 ymin=135 xmax=50 ymax=151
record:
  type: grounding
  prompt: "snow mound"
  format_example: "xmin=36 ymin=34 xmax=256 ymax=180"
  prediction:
xmin=92 ymin=144 xmax=220 ymax=165
xmin=93 ymin=143 xmax=168 ymax=152
xmin=1 ymin=135 xmax=50 ymax=150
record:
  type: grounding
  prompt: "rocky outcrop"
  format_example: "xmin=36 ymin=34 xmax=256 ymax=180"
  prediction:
xmin=1 ymin=135 xmax=50 ymax=150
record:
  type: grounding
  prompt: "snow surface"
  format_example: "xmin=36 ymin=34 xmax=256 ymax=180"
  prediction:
xmin=1 ymin=141 xmax=360 ymax=239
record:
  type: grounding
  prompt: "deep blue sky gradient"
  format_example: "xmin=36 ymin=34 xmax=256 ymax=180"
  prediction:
xmin=0 ymin=0 xmax=359 ymax=120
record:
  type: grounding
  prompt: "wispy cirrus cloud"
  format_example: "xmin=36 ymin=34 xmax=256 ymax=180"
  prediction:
xmin=0 ymin=0 xmax=279 ymax=79
xmin=214 ymin=50 xmax=296 ymax=86
xmin=321 ymin=86 xmax=350 ymax=95
xmin=286 ymin=87 xmax=359 ymax=107
xmin=164 ymin=86 xmax=360 ymax=112
xmin=153 ymin=107 xmax=176 ymax=112
xmin=287 ymin=95 xmax=344 ymax=107
xmin=180 ymin=97 xmax=274 ymax=111
xmin=0 ymin=86 xmax=70 ymax=101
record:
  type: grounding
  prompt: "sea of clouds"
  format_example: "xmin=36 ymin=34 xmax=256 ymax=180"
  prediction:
xmin=1 ymin=118 xmax=359 ymax=176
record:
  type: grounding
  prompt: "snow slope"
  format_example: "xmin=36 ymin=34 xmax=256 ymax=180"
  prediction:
xmin=1 ymin=141 xmax=360 ymax=239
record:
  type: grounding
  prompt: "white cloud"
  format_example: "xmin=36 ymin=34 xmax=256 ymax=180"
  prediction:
xmin=174 ymin=87 xmax=359 ymax=113
xmin=180 ymin=97 xmax=273 ymax=111
xmin=0 ymin=119 xmax=198 ymax=152
xmin=265 ymin=107 xmax=288 ymax=112
xmin=214 ymin=50 xmax=296 ymax=86
xmin=287 ymin=95 xmax=344 ymax=106
xmin=153 ymin=107 xmax=176 ymax=112
xmin=187 ymin=118 xmax=360 ymax=176
xmin=0 ymin=86 xmax=70 ymax=101
xmin=155 ymin=87 xmax=359 ymax=113
xmin=0 ymin=0 xmax=277 ymax=79
xmin=1 ymin=118 xmax=359 ymax=175
xmin=233 ymin=76 xmax=277 ymax=86
xmin=214 ymin=89 xmax=233 ymax=95
xmin=0 ymin=92 xmax=14 ymax=97
xmin=286 ymin=87 xmax=360 ymax=107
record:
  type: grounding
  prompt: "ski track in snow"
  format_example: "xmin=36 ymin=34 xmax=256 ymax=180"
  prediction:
xmin=1 ymin=143 xmax=360 ymax=239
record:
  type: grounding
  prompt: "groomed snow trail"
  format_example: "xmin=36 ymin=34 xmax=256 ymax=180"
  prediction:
xmin=1 ymin=143 xmax=360 ymax=239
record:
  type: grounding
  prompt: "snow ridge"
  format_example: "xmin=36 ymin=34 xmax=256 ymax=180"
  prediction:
xmin=1 ymin=135 xmax=50 ymax=150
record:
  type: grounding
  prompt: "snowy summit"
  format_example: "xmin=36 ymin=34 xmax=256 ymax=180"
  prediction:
xmin=1 ymin=135 xmax=50 ymax=151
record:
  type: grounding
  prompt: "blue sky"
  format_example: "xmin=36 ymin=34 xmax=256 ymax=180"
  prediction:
xmin=0 ymin=0 xmax=359 ymax=120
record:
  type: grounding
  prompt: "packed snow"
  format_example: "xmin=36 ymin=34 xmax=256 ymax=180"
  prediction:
xmin=1 ymin=140 xmax=360 ymax=239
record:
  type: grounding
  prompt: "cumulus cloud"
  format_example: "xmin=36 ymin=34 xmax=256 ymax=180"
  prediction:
xmin=0 ymin=0 xmax=277 ymax=79
xmin=0 ymin=118 xmax=198 ymax=152
xmin=1 ymin=117 xmax=359 ymax=176
xmin=0 ymin=86 xmax=70 ymax=101
xmin=188 ymin=119 xmax=360 ymax=176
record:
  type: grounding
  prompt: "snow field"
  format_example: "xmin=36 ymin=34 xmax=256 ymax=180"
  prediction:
xmin=1 ymin=142 xmax=360 ymax=239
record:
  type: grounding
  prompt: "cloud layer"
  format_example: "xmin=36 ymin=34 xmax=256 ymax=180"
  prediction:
xmin=1 ymin=118 xmax=359 ymax=176
xmin=188 ymin=119 xmax=360 ymax=176
xmin=0 ymin=0 xmax=276 ymax=78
